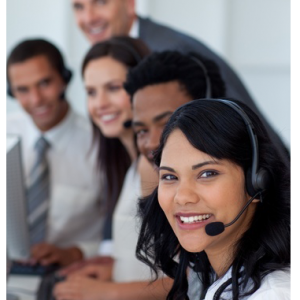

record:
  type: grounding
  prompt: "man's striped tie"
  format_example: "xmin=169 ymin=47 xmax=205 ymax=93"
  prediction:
xmin=27 ymin=136 xmax=50 ymax=246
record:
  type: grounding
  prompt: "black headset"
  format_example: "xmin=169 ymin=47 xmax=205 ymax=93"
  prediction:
xmin=190 ymin=55 xmax=212 ymax=98
xmin=7 ymin=64 xmax=72 ymax=98
xmin=200 ymin=98 xmax=270 ymax=197
xmin=188 ymin=57 xmax=270 ymax=196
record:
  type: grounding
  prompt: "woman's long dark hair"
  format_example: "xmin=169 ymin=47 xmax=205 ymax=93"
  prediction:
xmin=82 ymin=37 xmax=150 ymax=238
xmin=136 ymin=98 xmax=290 ymax=300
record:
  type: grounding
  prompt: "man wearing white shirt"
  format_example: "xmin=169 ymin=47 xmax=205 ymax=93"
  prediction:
xmin=7 ymin=38 xmax=104 ymax=266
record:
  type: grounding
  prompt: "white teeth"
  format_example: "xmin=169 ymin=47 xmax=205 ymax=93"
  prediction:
xmin=89 ymin=27 xmax=104 ymax=34
xmin=179 ymin=214 xmax=211 ymax=224
xmin=101 ymin=114 xmax=116 ymax=121
xmin=34 ymin=107 xmax=48 ymax=114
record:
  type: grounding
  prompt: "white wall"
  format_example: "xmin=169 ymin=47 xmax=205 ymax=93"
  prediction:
xmin=6 ymin=0 xmax=290 ymax=146
xmin=143 ymin=0 xmax=290 ymax=146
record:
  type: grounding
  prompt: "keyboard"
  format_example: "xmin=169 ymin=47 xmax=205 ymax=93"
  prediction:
xmin=10 ymin=261 xmax=60 ymax=276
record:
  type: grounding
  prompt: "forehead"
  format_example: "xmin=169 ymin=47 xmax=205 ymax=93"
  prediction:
xmin=132 ymin=81 xmax=191 ymax=123
xmin=71 ymin=0 xmax=125 ymax=8
xmin=161 ymin=129 xmax=210 ymax=164
xmin=8 ymin=55 xmax=56 ymax=86
xmin=161 ymin=129 xmax=241 ymax=174
xmin=84 ymin=56 xmax=127 ymax=83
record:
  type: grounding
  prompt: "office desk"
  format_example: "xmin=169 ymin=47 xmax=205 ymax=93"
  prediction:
xmin=7 ymin=275 xmax=41 ymax=300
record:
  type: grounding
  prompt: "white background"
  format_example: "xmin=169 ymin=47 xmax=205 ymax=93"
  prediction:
xmin=6 ymin=0 xmax=290 ymax=147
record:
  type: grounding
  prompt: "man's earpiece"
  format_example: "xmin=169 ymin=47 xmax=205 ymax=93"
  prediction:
xmin=61 ymin=68 xmax=72 ymax=84
xmin=7 ymin=83 xmax=13 ymax=97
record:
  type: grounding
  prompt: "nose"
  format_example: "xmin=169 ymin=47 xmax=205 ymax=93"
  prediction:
xmin=174 ymin=181 xmax=199 ymax=206
xmin=29 ymin=88 xmax=43 ymax=106
xmin=82 ymin=5 xmax=100 ymax=24
xmin=89 ymin=91 xmax=112 ymax=112
xmin=145 ymin=128 xmax=162 ymax=154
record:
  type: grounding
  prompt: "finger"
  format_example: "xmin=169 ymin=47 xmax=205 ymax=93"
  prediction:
xmin=69 ymin=265 xmax=98 ymax=278
xmin=59 ymin=260 xmax=86 ymax=276
xmin=30 ymin=243 xmax=45 ymax=256
xmin=40 ymin=251 xmax=60 ymax=266
xmin=31 ymin=244 xmax=54 ymax=260
xmin=54 ymin=284 xmax=80 ymax=300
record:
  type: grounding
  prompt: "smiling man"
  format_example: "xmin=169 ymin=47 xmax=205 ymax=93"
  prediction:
xmin=124 ymin=51 xmax=226 ymax=168
xmin=7 ymin=39 xmax=104 ymax=267
xmin=71 ymin=0 xmax=135 ymax=44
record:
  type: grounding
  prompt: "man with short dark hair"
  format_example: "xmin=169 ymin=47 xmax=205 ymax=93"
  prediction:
xmin=7 ymin=39 xmax=104 ymax=267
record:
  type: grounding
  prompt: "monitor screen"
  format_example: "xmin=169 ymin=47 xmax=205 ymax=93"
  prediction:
xmin=7 ymin=135 xmax=30 ymax=260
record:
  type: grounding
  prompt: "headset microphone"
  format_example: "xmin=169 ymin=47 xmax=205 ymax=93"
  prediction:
xmin=123 ymin=120 xmax=132 ymax=128
xmin=205 ymin=191 xmax=261 ymax=236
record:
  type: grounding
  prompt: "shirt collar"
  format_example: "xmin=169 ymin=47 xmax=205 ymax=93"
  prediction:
xmin=42 ymin=107 xmax=76 ymax=152
xmin=129 ymin=17 xmax=139 ymax=38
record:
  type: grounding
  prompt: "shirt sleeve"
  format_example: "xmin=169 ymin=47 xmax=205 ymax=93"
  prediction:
xmin=74 ymin=241 xmax=102 ymax=258
xmin=97 ymin=239 xmax=114 ymax=256
xmin=248 ymin=287 xmax=290 ymax=300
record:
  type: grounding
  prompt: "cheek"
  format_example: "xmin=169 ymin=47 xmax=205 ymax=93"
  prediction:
xmin=117 ymin=93 xmax=131 ymax=110
xmin=46 ymin=83 xmax=63 ymax=100
xmin=137 ymin=137 xmax=148 ymax=156
xmin=87 ymin=99 xmax=94 ymax=114
xmin=18 ymin=98 xmax=30 ymax=111
xmin=158 ymin=186 xmax=174 ymax=220
xmin=75 ymin=14 xmax=84 ymax=27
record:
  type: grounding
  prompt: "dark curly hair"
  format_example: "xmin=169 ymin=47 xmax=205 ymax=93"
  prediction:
xmin=124 ymin=50 xmax=226 ymax=100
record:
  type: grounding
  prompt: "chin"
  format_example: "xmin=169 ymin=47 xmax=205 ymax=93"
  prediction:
xmin=102 ymin=129 xmax=122 ymax=138
xmin=178 ymin=236 xmax=205 ymax=253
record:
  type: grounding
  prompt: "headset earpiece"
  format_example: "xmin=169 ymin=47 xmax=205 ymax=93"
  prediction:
xmin=7 ymin=83 xmax=13 ymax=97
xmin=246 ymin=167 xmax=270 ymax=199
xmin=61 ymin=68 xmax=72 ymax=84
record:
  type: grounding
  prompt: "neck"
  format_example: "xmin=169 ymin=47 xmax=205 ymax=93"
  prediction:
xmin=206 ymin=204 xmax=256 ymax=278
xmin=120 ymin=129 xmax=136 ymax=162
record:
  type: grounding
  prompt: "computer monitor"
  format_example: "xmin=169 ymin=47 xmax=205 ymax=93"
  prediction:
xmin=7 ymin=135 xmax=30 ymax=260
xmin=6 ymin=253 xmax=19 ymax=300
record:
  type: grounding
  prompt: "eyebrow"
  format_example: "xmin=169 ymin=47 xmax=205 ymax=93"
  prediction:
xmin=153 ymin=111 xmax=173 ymax=123
xmin=158 ymin=160 xmax=219 ymax=172
xmin=14 ymin=76 xmax=52 ymax=89
xmin=192 ymin=160 xmax=220 ymax=170
xmin=133 ymin=111 xmax=173 ymax=127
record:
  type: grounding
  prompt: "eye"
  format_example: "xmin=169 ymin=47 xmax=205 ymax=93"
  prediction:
xmin=160 ymin=174 xmax=177 ymax=181
xmin=96 ymin=0 xmax=108 ymax=6
xmin=39 ymin=79 xmax=51 ymax=88
xmin=108 ymin=85 xmax=122 ymax=92
xmin=135 ymin=129 xmax=148 ymax=138
xmin=15 ymin=87 xmax=28 ymax=94
xmin=73 ymin=3 xmax=83 ymax=11
xmin=199 ymin=170 xmax=219 ymax=178
xmin=86 ymin=88 xmax=96 ymax=97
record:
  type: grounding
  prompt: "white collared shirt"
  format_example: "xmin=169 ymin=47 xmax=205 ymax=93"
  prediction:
xmin=188 ymin=267 xmax=290 ymax=300
xmin=129 ymin=17 xmax=139 ymax=38
xmin=111 ymin=160 xmax=153 ymax=282
xmin=7 ymin=107 xmax=104 ymax=258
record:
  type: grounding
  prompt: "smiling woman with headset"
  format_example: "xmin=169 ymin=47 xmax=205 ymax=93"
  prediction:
xmin=136 ymin=98 xmax=290 ymax=300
